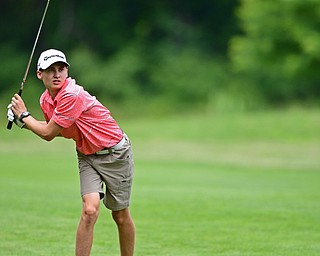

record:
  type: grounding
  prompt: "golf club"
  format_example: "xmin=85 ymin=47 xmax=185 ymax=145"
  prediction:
xmin=7 ymin=0 xmax=51 ymax=130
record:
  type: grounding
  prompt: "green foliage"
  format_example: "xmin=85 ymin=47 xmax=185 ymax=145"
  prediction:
xmin=151 ymin=47 xmax=216 ymax=103
xmin=0 ymin=0 xmax=240 ymax=115
xmin=230 ymin=0 xmax=320 ymax=103
xmin=69 ymin=46 xmax=141 ymax=101
xmin=1 ymin=0 xmax=320 ymax=114
xmin=67 ymin=44 xmax=224 ymax=115
xmin=0 ymin=44 xmax=28 ymax=94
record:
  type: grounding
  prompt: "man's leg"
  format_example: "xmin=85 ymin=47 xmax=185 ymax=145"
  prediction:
xmin=76 ymin=193 xmax=100 ymax=256
xmin=112 ymin=208 xmax=135 ymax=256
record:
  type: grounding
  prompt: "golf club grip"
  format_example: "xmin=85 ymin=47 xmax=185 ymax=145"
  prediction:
xmin=6 ymin=89 xmax=23 ymax=130
xmin=7 ymin=121 xmax=13 ymax=130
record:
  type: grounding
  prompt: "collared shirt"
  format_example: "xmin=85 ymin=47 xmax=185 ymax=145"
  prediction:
xmin=40 ymin=77 xmax=123 ymax=155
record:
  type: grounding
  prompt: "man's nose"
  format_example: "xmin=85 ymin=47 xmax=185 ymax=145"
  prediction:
xmin=53 ymin=70 xmax=60 ymax=77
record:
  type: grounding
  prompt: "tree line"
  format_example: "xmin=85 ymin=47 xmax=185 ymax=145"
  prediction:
xmin=1 ymin=0 xmax=319 ymax=113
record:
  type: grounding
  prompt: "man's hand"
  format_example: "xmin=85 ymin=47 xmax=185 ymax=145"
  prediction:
xmin=11 ymin=94 xmax=28 ymax=118
xmin=7 ymin=104 xmax=25 ymax=129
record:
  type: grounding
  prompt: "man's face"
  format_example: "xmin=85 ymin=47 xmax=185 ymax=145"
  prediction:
xmin=37 ymin=62 xmax=68 ymax=94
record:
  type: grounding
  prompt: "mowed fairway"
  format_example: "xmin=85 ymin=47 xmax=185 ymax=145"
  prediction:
xmin=0 ymin=108 xmax=320 ymax=255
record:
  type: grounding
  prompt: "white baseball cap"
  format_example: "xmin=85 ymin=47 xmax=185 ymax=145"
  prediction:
xmin=37 ymin=49 xmax=70 ymax=70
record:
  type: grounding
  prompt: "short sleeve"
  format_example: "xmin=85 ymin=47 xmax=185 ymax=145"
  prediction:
xmin=52 ymin=93 xmax=85 ymax=128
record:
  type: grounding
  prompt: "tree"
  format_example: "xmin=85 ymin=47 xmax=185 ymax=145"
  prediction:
xmin=0 ymin=0 xmax=239 ymax=113
xmin=230 ymin=0 xmax=320 ymax=103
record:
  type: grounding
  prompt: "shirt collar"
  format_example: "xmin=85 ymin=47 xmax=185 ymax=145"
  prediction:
xmin=46 ymin=77 xmax=72 ymax=104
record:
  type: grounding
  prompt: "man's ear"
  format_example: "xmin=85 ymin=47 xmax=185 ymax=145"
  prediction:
xmin=36 ymin=70 xmax=43 ymax=80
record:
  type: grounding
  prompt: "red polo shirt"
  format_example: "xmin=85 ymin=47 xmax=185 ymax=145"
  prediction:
xmin=40 ymin=77 xmax=123 ymax=155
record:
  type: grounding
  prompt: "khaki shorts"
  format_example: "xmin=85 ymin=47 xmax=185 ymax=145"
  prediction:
xmin=77 ymin=135 xmax=134 ymax=211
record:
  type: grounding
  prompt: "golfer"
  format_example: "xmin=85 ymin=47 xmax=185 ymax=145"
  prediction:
xmin=8 ymin=49 xmax=135 ymax=256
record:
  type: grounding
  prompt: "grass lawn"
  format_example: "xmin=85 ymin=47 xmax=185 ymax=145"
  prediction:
xmin=0 ymin=108 xmax=319 ymax=255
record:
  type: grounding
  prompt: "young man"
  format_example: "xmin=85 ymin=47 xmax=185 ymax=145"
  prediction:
xmin=7 ymin=49 xmax=135 ymax=256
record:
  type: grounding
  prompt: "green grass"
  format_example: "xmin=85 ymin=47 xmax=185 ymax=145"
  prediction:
xmin=0 ymin=108 xmax=320 ymax=255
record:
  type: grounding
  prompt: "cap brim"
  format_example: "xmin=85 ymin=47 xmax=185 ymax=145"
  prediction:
xmin=38 ymin=58 xmax=70 ymax=70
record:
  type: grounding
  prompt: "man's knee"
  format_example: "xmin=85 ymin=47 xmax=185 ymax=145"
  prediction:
xmin=112 ymin=208 xmax=132 ymax=225
xmin=81 ymin=193 xmax=100 ymax=224
xmin=83 ymin=204 xmax=99 ymax=217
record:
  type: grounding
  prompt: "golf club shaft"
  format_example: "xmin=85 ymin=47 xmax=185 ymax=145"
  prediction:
xmin=7 ymin=0 xmax=50 ymax=130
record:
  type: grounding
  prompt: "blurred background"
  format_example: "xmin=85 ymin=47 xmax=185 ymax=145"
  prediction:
xmin=1 ymin=2 xmax=320 ymax=254
xmin=1 ymin=0 xmax=319 ymax=117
